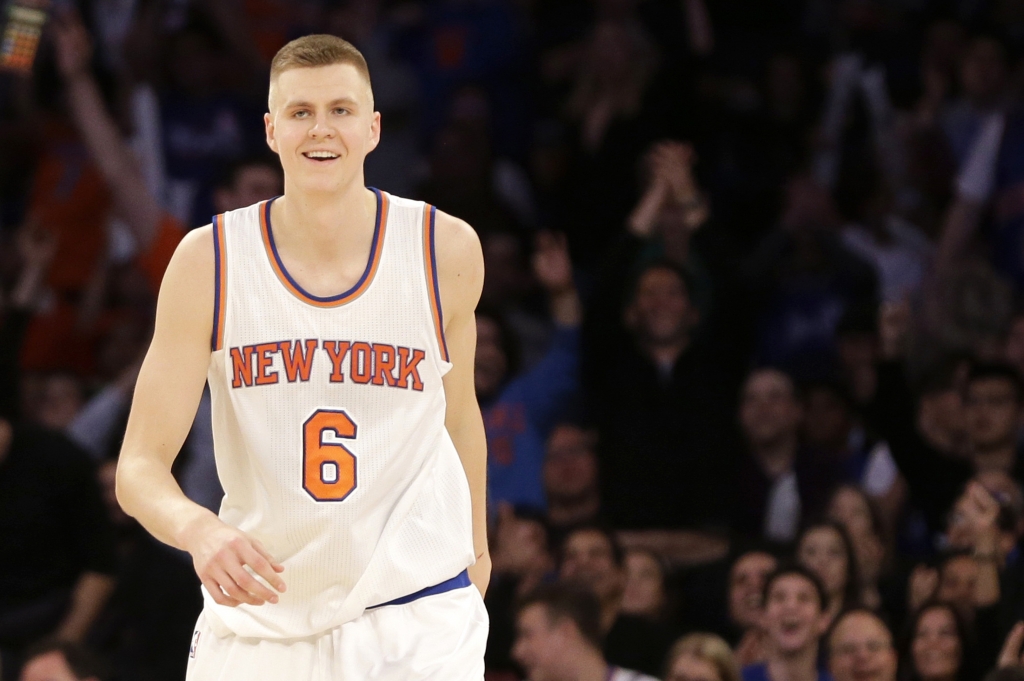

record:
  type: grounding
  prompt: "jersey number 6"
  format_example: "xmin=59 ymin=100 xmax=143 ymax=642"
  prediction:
xmin=303 ymin=409 xmax=357 ymax=502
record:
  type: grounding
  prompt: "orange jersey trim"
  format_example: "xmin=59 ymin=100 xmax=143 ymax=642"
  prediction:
xmin=422 ymin=204 xmax=449 ymax=363
xmin=259 ymin=189 xmax=389 ymax=308
xmin=211 ymin=213 xmax=228 ymax=351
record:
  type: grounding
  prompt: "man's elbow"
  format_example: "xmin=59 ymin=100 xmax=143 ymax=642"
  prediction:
xmin=113 ymin=456 xmax=137 ymax=518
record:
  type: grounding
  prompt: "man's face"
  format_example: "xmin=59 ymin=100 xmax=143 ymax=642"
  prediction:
xmin=740 ymin=370 xmax=803 ymax=446
xmin=474 ymin=316 xmax=507 ymax=397
xmin=762 ymin=574 xmax=827 ymax=655
xmin=20 ymin=651 xmax=83 ymax=681
xmin=628 ymin=267 xmax=692 ymax=345
xmin=803 ymin=387 xmax=851 ymax=451
xmin=215 ymin=165 xmax=284 ymax=213
xmin=829 ymin=612 xmax=897 ymax=681
xmin=265 ymin=64 xmax=380 ymax=195
xmin=560 ymin=530 xmax=623 ymax=603
xmin=544 ymin=425 xmax=598 ymax=503
xmin=729 ymin=552 xmax=778 ymax=629
xmin=512 ymin=604 xmax=572 ymax=681
xmin=964 ymin=378 xmax=1020 ymax=452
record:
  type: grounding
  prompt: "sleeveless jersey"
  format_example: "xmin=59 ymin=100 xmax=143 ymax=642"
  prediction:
xmin=203 ymin=189 xmax=475 ymax=638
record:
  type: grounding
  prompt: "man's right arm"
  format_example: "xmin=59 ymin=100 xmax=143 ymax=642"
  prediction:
xmin=115 ymin=227 xmax=285 ymax=607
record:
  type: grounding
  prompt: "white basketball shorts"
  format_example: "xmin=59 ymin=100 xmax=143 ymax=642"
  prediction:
xmin=185 ymin=579 xmax=488 ymax=681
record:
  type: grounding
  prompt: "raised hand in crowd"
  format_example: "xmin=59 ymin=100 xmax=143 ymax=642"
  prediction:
xmin=532 ymin=231 xmax=581 ymax=327
xmin=628 ymin=141 xmax=708 ymax=240
xmin=908 ymin=564 xmax=940 ymax=614
xmin=958 ymin=481 xmax=1002 ymax=607
xmin=10 ymin=219 xmax=57 ymax=311
xmin=489 ymin=504 xmax=553 ymax=595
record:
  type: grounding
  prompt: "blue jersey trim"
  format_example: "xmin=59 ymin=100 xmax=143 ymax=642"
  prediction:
xmin=368 ymin=569 xmax=471 ymax=608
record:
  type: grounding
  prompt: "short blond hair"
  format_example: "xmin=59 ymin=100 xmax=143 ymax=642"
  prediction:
xmin=664 ymin=633 xmax=740 ymax=681
xmin=270 ymin=34 xmax=371 ymax=87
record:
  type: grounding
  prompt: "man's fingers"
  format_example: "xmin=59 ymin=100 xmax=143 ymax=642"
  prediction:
xmin=251 ymin=540 xmax=288 ymax=585
xmin=200 ymin=575 xmax=241 ymax=608
xmin=999 ymin=621 xmax=1024 ymax=667
xmin=212 ymin=566 xmax=263 ymax=606
xmin=226 ymin=562 xmax=278 ymax=604
xmin=240 ymin=544 xmax=286 ymax=594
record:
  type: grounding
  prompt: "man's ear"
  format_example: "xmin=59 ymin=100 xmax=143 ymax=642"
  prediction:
xmin=367 ymin=111 xmax=382 ymax=154
xmin=265 ymin=112 xmax=278 ymax=153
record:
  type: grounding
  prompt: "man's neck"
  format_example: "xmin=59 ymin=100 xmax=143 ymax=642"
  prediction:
xmin=752 ymin=434 xmax=798 ymax=479
xmin=548 ymin=491 xmax=600 ymax=528
xmin=559 ymin=645 xmax=610 ymax=681
xmin=274 ymin=178 xmax=375 ymax=259
xmin=766 ymin=644 xmax=819 ymax=681
xmin=641 ymin=337 xmax=689 ymax=373
xmin=973 ymin=443 xmax=1017 ymax=474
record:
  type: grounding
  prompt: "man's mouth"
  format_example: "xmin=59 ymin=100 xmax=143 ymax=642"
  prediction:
xmin=303 ymin=151 xmax=339 ymax=161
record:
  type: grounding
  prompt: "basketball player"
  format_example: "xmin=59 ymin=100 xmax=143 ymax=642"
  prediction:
xmin=114 ymin=35 xmax=489 ymax=680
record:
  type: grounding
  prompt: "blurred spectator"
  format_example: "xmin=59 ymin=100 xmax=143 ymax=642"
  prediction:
xmin=486 ymin=504 xmax=556 ymax=677
xmin=0 ymin=409 xmax=116 ymax=673
xmin=543 ymin=422 xmax=601 ymax=543
xmin=940 ymin=36 xmax=1011 ymax=168
xmin=664 ymin=633 xmax=741 ymax=681
xmin=729 ymin=550 xmax=779 ymax=666
xmin=18 ymin=639 xmax=109 ymax=681
xmin=559 ymin=525 xmax=677 ymax=677
xmin=620 ymin=549 xmax=670 ymax=622
xmin=796 ymin=522 xmax=862 ymax=623
xmin=479 ymin=232 xmax=581 ymax=512
xmin=586 ymin=260 xmax=732 ymax=563
xmin=827 ymin=609 xmax=898 ymax=681
xmin=827 ymin=486 xmax=891 ymax=611
xmin=741 ymin=565 xmax=833 ymax=681
xmin=512 ymin=582 xmax=659 ymax=681
xmin=901 ymin=602 xmax=973 ymax=681
xmin=733 ymin=367 xmax=842 ymax=543
xmin=742 ymin=175 xmax=879 ymax=379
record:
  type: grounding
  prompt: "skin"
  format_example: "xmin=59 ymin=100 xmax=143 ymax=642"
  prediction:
xmin=621 ymin=550 xmax=666 ymax=618
xmin=544 ymin=425 xmax=599 ymax=504
xmin=912 ymin=608 xmax=962 ymax=681
xmin=965 ymin=378 xmax=1021 ymax=455
xmin=115 ymin=61 xmax=490 ymax=609
xmin=19 ymin=651 xmax=96 ymax=681
xmin=625 ymin=266 xmax=697 ymax=368
xmin=560 ymin=530 xmax=624 ymax=606
xmin=828 ymin=612 xmax=898 ymax=681
xmin=936 ymin=555 xmax=979 ymax=614
xmin=730 ymin=552 xmax=778 ymax=629
xmin=762 ymin=575 xmax=829 ymax=656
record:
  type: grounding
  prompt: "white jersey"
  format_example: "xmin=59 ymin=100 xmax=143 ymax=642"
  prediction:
xmin=203 ymin=189 xmax=475 ymax=639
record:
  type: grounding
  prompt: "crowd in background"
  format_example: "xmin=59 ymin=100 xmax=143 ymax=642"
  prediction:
xmin=11 ymin=0 xmax=1024 ymax=680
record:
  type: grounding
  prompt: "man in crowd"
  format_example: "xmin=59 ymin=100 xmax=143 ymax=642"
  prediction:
xmin=742 ymin=565 xmax=833 ymax=681
xmin=559 ymin=525 xmax=677 ymax=677
xmin=544 ymin=422 xmax=601 ymax=544
xmin=586 ymin=261 xmax=733 ymax=564
xmin=512 ymin=583 xmax=658 ymax=681
xmin=0 ymin=405 xmax=116 ymax=674
xmin=827 ymin=609 xmax=898 ymax=681
xmin=734 ymin=368 xmax=842 ymax=543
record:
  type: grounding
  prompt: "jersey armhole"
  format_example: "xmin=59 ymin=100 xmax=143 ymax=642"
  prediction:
xmin=211 ymin=213 xmax=227 ymax=351
xmin=422 ymin=204 xmax=450 ymax=363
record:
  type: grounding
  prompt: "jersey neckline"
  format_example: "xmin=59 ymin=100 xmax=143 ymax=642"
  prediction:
xmin=259 ymin=188 xmax=389 ymax=308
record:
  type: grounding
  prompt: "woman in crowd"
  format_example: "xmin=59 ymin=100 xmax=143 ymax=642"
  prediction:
xmin=664 ymin=633 xmax=741 ymax=681
xmin=796 ymin=521 xmax=862 ymax=623
xmin=620 ymin=549 xmax=671 ymax=622
xmin=826 ymin=484 xmax=890 ymax=610
xmin=902 ymin=602 xmax=973 ymax=681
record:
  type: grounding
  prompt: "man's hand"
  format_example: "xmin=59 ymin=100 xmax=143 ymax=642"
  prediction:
xmin=908 ymin=564 xmax=939 ymax=612
xmin=182 ymin=514 xmax=286 ymax=607
xmin=963 ymin=481 xmax=1001 ymax=538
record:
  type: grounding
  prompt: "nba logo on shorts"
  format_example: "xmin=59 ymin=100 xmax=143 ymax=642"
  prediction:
xmin=189 ymin=631 xmax=201 ymax=659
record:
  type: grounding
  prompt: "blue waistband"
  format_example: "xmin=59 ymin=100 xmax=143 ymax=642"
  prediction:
xmin=368 ymin=569 xmax=471 ymax=609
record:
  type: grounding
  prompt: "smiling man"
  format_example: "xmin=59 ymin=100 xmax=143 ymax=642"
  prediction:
xmin=827 ymin=609 xmax=897 ymax=681
xmin=742 ymin=566 xmax=833 ymax=681
xmin=114 ymin=35 xmax=490 ymax=680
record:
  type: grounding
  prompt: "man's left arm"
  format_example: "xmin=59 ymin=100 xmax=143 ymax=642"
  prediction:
xmin=436 ymin=211 xmax=490 ymax=597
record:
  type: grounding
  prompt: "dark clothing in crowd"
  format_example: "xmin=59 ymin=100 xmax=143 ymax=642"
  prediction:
xmin=0 ymin=426 xmax=116 ymax=648
xmin=589 ymin=336 xmax=735 ymax=530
